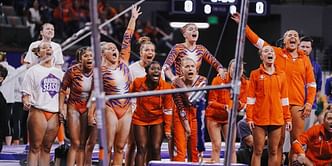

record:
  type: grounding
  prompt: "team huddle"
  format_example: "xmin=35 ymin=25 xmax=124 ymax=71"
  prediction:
xmin=1 ymin=4 xmax=331 ymax=166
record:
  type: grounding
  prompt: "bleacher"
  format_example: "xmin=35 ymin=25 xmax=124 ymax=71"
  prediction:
xmin=0 ymin=5 xmax=32 ymax=46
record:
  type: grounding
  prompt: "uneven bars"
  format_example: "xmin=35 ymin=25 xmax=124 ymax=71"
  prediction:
xmin=89 ymin=0 xmax=108 ymax=165
xmin=224 ymin=0 xmax=249 ymax=165
xmin=105 ymin=83 xmax=232 ymax=100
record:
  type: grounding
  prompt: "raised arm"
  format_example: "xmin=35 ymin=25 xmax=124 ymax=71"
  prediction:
xmin=120 ymin=5 xmax=142 ymax=64
xmin=231 ymin=12 xmax=271 ymax=49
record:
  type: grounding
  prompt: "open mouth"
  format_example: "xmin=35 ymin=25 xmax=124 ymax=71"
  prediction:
xmin=151 ymin=73 xmax=160 ymax=81
xmin=87 ymin=61 xmax=93 ymax=65
xmin=188 ymin=72 xmax=194 ymax=76
xmin=192 ymin=34 xmax=197 ymax=38
xmin=328 ymin=125 xmax=332 ymax=132
xmin=289 ymin=39 xmax=296 ymax=44
xmin=147 ymin=55 xmax=153 ymax=60
xmin=112 ymin=53 xmax=117 ymax=58
xmin=267 ymin=56 xmax=273 ymax=60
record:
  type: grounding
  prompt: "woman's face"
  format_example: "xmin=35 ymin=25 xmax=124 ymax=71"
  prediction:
xmin=40 ymin=24 xmax=55 ymax=39
xmin=102 ymin=42 xmax=119 ymax=64
xmin=140 ymin=43 xmax=155 ymax=66
xmin=283 ymin=30 xmax=299 ymax=52
xmin=38 ymin=42 xmax=53 ymax=59
xmin=183 ymin=24 xmax=199 ymax=43
xmin=324 ymin=112 xmax=332 ymax=133
xmin=147 ymin=63 xmax=161 ymax=83
xmin=81 ymin=49 xmax=94 ymax=70
xmin=228 ymin=62 xmax=243 ymax=77
xmin=260 ymin=45 xmax=275 ymax=65
xmin=182 ymin=59 xmax=197 ymax=81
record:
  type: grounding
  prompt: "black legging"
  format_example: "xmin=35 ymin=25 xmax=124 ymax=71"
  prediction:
xmin=0 ymin=93 xmax=8 ymax=151
xmin=133 ymin=123 xmax=164 ymax=166
xmin=4 ymin=103 xmax=13 ymax=137
xmin=12 ymin=102 xmax=24 ymax=140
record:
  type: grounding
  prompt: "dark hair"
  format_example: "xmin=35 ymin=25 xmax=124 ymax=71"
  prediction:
xmin=75 ymin=46 xmax=91 ymax=62
xmin=39 ymin=23 xmax=54 ymax=40
xmin=31 ymin=47 xmax=40 ymax=57
xmin=21 ymin=51 xmax=27 ymax=59
xmin=0 ymin=51 xmax=6 ymax=62
xmin=300 ymin=36 xmax=314 ymax=47
xmin=0 ymin=64 xmax=8 ymax=78
xmin=144 ymin=61 xmax=160 ymax=74
xmin=324 ymin=109 xmax=332 ymax=120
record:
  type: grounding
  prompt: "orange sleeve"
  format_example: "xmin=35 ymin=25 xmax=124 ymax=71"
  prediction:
xmin=60 ymin=68 xmax=72 ymax=94
xmin=238 ymin=78 xmax=249 ymax=110
xmin=245 ymin=25 xmax=270 ymax=49
xmin=292 ymin=126 xmax=318 ymax=154
xmin=163 ymin=84 xmax=173 ymax=134
xmin=208 ymin=76 xmax=227 ymax=110
xmin=304 ymin=56 xmax=317 ymax=105
xmin=246 ymin=72 xmax=256 ymax=122
xmin=202 ymin=47 xmax=223 ymax=71
xmin=280 ymin=72 xmax=291 ymax=122
xmin=120 ymin=28 xmax=133 ymax=64
xmin=163 ymin=45 xmax=178 ymax=71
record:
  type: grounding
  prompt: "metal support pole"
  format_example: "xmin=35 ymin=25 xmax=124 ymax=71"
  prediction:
xmin=224 ymin=0 xmax=249 ymax=165
xmin=89 ymin=0 xmax=108 ymax=165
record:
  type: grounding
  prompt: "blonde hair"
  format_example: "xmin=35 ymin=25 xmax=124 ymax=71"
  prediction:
xmin=181 ymin=57 xmax=196 ymax=66
xmin=180 ymin=23 xmax=196 ymax=34
xmin=137 ymin=36 xmax=154 ymax=51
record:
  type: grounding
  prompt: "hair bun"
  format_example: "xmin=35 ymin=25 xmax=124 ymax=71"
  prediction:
xmin=138 ymin=36 xmax=151 ymax=45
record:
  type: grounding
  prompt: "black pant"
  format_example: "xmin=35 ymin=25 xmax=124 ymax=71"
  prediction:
xmin=4 ymin=103 xmax=12 ymax=137
xmin=0 ymin=93 xmax=8 ymax=151
xmin=12 ymin=102 xmax=24 ymax=140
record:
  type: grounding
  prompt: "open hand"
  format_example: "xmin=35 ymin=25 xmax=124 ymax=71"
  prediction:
xmin=131 ymin=5 xmax=142 ymax=19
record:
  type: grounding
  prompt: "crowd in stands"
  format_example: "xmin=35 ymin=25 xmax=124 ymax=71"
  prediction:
xmin=1 ymin=0 xmax=164 ymax=48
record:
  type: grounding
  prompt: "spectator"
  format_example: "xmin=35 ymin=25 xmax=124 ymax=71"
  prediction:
xmin=12 ymin=52 xmax=29 ymax=145
xmin=0 ymin=65 xmax=8 ymax=152
xmin=53 ymin=0 xmax=80 ymax=38
xmin=325 ymin=75 xmax=332 ymax=104
xmin=237 ymin=116 xmax=269 ymax=165
xmin=0 ymin=51 xmax=17 ymax=145
xmin=26 ymin=0 xmax=42 ymax=40
xmin=25 ymin=23 xmax=64 ymax=69
xmin=299 ymin=36 xmax=323 ymax=130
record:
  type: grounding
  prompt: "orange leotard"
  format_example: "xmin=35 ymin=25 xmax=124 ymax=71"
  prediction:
xmin=163 ymin=44 xmax=223 ymax=77
xmin=60 ymin=64 xmax=93 ymax=114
